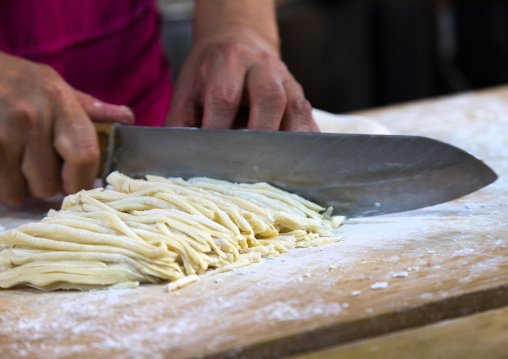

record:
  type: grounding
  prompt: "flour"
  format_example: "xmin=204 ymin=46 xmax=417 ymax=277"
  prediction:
xmin=232 ymin=267 xmax=257 ymax=275
xmin=370 ymin=282 xmax=388 ymax=290
xmin=255 ymin=298 xmax=343 ymax=322
xmin=464 ymin=203 xmax=484 ymax=210
xmin=393 ymin=271 xmax=409 ymax=278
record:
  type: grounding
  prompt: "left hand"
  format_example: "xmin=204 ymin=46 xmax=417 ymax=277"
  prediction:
xmin=164 ymin=25 xmax=319 ymax=132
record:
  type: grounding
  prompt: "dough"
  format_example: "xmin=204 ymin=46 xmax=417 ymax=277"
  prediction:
xmin=312 ymin=108 xmax=391 ymax=135
xmin=0 ymin=172 xmax=344 ymax=291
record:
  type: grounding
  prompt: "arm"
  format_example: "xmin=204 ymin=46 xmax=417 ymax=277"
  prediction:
xmin=165 ymin=0 xmax=319 ymax=132
xmin=0 ymin=51 xmax=134 ymax=205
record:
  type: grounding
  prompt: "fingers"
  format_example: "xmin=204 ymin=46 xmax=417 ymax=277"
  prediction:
xmin=0 ymin=164 xmax=28 ymax=207
xmin=21 ymin=126 xmax=62 ymax=199
xmin=53 ymin=95 xmax=100 ymax=195
xmin=166 ymin=50 xmax=247 ymax=129
xmin=201 ymin=54 xmax=245 ymax=129
xmin=280 ymin=79 xmax=319 ymax=132
xmin=164 ymin=87 xmax=201 ymax=128
xmin=165 ymin=42 xmax=314 ymax=132
xmin=246 ymin=62 xmax=287 ymax=131
xmin=0 ymin=135 xmax=28 ymax=206
xmin=74 ymin=90 xmax=135 ymax=125
xmin=0 ymin=54 xmax=104 ymax=205
xmin=164 ymin=62 xmax=202 ymax=128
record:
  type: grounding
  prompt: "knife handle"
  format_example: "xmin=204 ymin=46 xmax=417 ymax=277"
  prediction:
xmin=95 ymin=123 xmax=117 ymax=179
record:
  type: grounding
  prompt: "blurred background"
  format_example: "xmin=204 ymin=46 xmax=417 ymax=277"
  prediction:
xmin=158 ymin=0 xmax=508 ymax=113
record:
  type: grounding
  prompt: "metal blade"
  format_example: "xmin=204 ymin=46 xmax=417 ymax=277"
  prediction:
xmin=110 ymin=126 xmax=497 ymax=217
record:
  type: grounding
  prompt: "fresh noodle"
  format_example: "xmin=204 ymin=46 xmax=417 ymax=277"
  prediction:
xmin=0 ymin=172 xmax=345 ymax=291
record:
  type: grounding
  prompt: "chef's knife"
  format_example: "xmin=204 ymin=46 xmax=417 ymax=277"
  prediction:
xmin=95 ymin=124 xmax=497 ymax=217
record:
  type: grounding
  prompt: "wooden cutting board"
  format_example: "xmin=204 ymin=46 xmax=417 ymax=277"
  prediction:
xmin=0 ymin=87 xmax=507 ymax=359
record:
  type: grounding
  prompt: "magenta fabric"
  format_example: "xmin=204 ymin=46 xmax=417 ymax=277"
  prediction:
xmin=0 ymin=0 xmax=173 ymax=126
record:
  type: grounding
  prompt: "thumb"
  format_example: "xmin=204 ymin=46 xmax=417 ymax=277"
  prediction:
xmin=74 ymin=90 xmax=135 ymax=125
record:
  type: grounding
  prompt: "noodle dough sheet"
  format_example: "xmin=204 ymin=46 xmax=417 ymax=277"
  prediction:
xmin=0 ymin=93 xmax=507 ymax=359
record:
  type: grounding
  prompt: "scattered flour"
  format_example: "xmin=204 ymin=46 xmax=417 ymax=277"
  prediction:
xmin=232 ymin=267 xmax=257 ymax=275
xmin=370 ymin=282 xmax=389 ymax=290
xmin=392 ymin=271 xmax=409 ymax=278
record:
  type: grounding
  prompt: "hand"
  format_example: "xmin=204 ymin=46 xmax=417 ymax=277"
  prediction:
xmin=165 ymin=24 xmax=319 ymax=132
xmin=0 ymin=52 xmax=134 ymax=206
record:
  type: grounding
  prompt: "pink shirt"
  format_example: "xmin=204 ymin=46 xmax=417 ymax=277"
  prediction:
xmin=0 ymin=0 xmax=172 ymax=126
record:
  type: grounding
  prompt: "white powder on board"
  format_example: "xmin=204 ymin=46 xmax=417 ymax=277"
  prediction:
xmin=370 ymin=282 xmax=388 ymax=290
xmin=393 ymin=271 xmax=409 ymax=278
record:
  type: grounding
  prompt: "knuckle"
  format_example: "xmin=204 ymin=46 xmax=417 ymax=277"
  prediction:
xmin=209 ymin=86 xmax=239 ymax=108
xmin=45 ymin=79 xmax=68 ymax=98
xmin=289 ymin=80 xmax=304 ymax=94
xmin=7 ymin=102 xmax=38 ymax=127
xmin=38 ymin=69 xmax=69 ymax=98
xmin=262 ymin=53 xmax=287 ymax=71
xmin=217 ymin=41 xmax=237 ymax=55
xmin=217 ymin=40 xmax=248 ymax=57
xmin=288 ymin=98 xmax=312 ymax=115
xmin=206 ymin=41 xmax=252 ymax=67
xmin=282 ymin=97 xmax=314 ymax=132
xmin=55 ymin=127 xmax=99 ymax=168
xmin=54 ymin=118 xmax=99 ymax=167
xmin=258 ymin=84 xmax=286 ymax=106
xmin=69 ymin=142 xmax=99 ymax=167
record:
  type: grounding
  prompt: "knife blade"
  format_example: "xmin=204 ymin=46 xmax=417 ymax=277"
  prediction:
xmin=95 ymin=124 xmax=497 ymax=217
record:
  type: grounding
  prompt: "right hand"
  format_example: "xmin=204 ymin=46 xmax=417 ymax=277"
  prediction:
xmin=0 ymin=52 xmax=135 ymax=206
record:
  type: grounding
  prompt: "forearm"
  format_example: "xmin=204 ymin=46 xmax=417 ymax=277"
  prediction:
xmin=193 ymin=0 xmax=280 ymax=55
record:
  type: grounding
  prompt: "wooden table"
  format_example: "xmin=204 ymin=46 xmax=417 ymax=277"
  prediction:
xmin=0 ymin=87 xmax=507 ymax=359
xmin=291 ymin=304 xmax=508 ymax=359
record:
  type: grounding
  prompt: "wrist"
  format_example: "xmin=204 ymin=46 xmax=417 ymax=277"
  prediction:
xmin=193 ymin=0 xmax=280 ymax=55
xmin=194 ymin=21 xmax=280 ymax=56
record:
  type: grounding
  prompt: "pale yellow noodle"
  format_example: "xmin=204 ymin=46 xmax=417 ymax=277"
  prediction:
xmin=0 ymin=172 xmax=345 ymax=291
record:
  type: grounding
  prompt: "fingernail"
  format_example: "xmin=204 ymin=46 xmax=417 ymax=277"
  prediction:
xmin=120 ymin=106 xmax=134 ymax=124
xmin=121 ymin=105 xmax=134 ymax=115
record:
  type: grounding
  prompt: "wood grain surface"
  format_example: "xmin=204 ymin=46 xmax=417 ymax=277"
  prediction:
xmin=0 ymin=87 xmax=507 ymax=359
xmin=290 ymin=303 xmax=508 ymax=359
